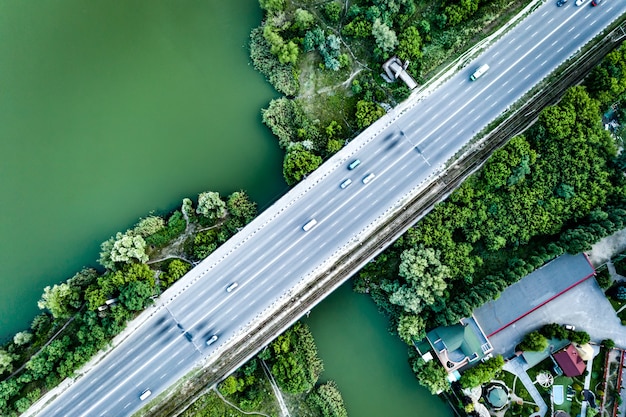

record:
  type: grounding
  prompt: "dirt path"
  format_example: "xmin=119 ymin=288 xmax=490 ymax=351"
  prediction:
xmin=213 ymin=387 xmax=272 ymax=417
xmin=260 ymin=359 xmax=290 ymax=417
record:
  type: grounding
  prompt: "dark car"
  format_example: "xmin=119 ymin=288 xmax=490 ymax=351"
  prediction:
xmin=556 ymin=0 xmax=568 ymax=6
xmin=591 ymin=0 xmax=603 ymax=5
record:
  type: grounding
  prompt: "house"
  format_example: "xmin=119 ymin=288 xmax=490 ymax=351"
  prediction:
xmin=553 ymin=344 xmax=586 ymax=377
xmin=423 ymin=317 xmax=493 ymax=372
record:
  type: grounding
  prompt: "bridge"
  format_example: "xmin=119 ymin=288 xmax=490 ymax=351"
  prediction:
xmin=28 ymin=2 xmax=626 ymax=416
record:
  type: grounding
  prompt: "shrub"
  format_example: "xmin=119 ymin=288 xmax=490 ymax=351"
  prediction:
xmin=518 ymin=331 xmax=548 ymax=352
xmin=595 ymin=268 xmax=612 ymax=289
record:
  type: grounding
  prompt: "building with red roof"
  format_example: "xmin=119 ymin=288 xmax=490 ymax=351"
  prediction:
xmin=553 ymin=344 xmax=586 ymax=377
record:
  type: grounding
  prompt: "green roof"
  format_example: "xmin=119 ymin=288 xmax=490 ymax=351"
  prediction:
xmin=427 ymin=323 xmax=485 ymax=362
xmin=487 ymin=386 xmax=508 ymax=408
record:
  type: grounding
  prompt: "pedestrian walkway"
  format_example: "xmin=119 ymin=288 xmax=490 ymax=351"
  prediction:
xmin=580 ymin=344 xmax=600 ymax=417
xmin=503 ymin=356 xmax=548 ymax=417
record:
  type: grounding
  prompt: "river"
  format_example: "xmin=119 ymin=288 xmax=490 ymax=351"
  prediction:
xmin=0 ymin=1 xmax=450 ymax=416
xmin=306 ymin=284 xmax=452 ymax=417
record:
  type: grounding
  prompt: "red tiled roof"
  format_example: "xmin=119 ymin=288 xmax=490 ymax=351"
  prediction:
xmin=554 ymin=344 xmax=586 ymax=377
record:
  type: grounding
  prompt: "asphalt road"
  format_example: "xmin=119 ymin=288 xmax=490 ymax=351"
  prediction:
xmin=36 ymin=2 xmax=626 ymax=416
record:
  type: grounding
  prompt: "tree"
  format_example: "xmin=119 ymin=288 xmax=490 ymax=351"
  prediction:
xmin=0 ymin=350 xmax=13 ymax=375
xmin=293 ymin=9 xmax=315 ymax=31
xmin=309 ymin=381 xmax=348 ymax=417
xmin=218 ymin=375 xmax=241 ymax=395
xmin=540 ymin=323 xmax=569 ymax=340
xmin=119 ymin=281 xmax=153 ymax=311
xmin=397 ymin=313 xmax=426 ymax=344
xmin=99 ymin=231 xmax=149 ymax=269
xmin=134 ymin=215 xmax=165 ymax=237
xmin=323 ymin=2 xmax=342 ymax=24
xmin=413 ymin=359 xmax=449 ymax=394
xmin=569 ymin=330 xmax=590 ymax=345
xmin=259 ymin=0 xmax=284 ymax=12
xmin=196 ymin=191 xmax=227 ymax=222
xmin=277 ymin=41 xmax=299 ymax=65
xmin=13 ymin=331 xmax=33 ymax=346
xmin=160 ymin=259 xmax=190 ymax=289
xmin=371 ymin=18 xmax=397 ymax=57
xmin=390 ymin=246 xmax=450 ymax=313
xmin=459 ymin=355 xmax=504 ymax=389
xmin=37 ymin=283 xmax=73 ymax=319
xmin=397 ymin=26 xmax=422 ymax=67
xmin=227 ymin=191 xmax=257 ymax=223
xmin=283 ymin=144 xmax=322 ymax=185
xmin=518 ymin=331 xmax=548 ymax=352
xmin=355 ymin=100 xmax=386 ymax=129
xmin=601 ymin=339 xmax=615 ymax=349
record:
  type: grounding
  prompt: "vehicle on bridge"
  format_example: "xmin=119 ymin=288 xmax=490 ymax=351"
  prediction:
xmin=302 ymin=219 xmax=318 ymax=231
xmin=340 ymin=179 xmax=352 ymax=189
xmin=206 ymin=335 xmax=218 ymax=346
xmin=556 ymin=0 xmax=568 ymax=6
xmin=362 ymin=173 xmax=375 ymax=184
xmin=226 ymin=282 xmax=239 ymax=292
xmin=348 ymin=159 xmax=361 ymax=170
xmin=139 ymin=389 xmax=152 ymax=401
xmin=591 ymin=0 xmax=603 ymax=5
xmin=470 ymin=64 xmax=490 ymax=81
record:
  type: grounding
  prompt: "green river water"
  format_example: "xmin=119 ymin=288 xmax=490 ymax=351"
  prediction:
xmin=0 ymin=1 xmax=451 ymax=415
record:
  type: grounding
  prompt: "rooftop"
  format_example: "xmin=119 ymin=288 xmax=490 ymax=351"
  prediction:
xmin=553 ymin=344 xmax=586 ymax=377
xmin=426 ymin=317 xmax=492 ymax=372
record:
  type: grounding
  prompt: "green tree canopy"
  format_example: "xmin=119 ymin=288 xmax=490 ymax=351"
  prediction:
xmin=397 ymin=26 xmax=422 ymax=67
xmin=197 ymin=191 xmax=227 ymax=222
xmin=372 ymin=18 xmax=397 ymax=57
xmin=389 ymin=246 xmax=450 ymax=314
xmin=459 ymin=355 xmax=504 ymax=389
xmin=518 ymin=330 xmax=548 ymax=352
xmin=355 ymin=100 xmax=386 ymax=129
xmin=283 ymin=144 xmax=322 ymax=185
xmin=412 ymin=359 xmax=449 ymax=394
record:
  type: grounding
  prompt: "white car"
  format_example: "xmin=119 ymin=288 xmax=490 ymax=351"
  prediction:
xmin=226 ymin=282 xmax=239 ymax=292
xmin=575 ymin=0 xmax=586 ymax=5
xmin=206 ymin=335 xmax=219 ymax=346
xmin=362 ymin=173 xmax=375 ymax=184
xmin=340 ymin=179 xmax=352 ymax=189
xmin=139 ymin=389 xmax=152 ymax=401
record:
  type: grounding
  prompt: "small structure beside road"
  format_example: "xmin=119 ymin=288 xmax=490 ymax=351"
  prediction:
xmin=381 ymin=56 xmax=418 ymax=90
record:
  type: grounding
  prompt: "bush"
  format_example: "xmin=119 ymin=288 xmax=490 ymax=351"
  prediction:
xmin=601 ymin=339 xmax=615 ymax=349
xmin=518 ymin=331 xmax=548 ymax=352
xmin=249 ymin=27 xmax=298 ymax=95
xmin=595 ymin=268 xmax=612 ymax=289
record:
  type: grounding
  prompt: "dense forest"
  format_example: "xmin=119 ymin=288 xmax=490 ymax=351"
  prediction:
xmin=252 ymin=0 xmax=534 ymax=184
xmin=355 ymin=43 xmax=626 ymax=391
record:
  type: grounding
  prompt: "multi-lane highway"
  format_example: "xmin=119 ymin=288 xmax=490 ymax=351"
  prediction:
xmin=34 ymin=1 xmax=626 ymax=416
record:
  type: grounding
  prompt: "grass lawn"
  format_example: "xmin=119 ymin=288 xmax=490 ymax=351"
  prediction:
xmin=552 ymin=375 xmax=573 ymax=414
xmin=498 ymin=370 xmax=534 ymax=405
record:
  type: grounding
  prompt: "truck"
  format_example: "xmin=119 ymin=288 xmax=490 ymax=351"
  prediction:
xmin=470 ymin=64 xmax=490 ymax=81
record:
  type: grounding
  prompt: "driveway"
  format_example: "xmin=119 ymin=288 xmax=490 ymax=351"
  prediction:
xmin=486 ymin=279 xmax=626 ymax=356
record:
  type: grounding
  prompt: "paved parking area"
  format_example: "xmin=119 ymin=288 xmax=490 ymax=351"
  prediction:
xmin=485 ymin=278 xmax=626 ymax=356
xmin=474 ymin=254 xmax=595 ymax=337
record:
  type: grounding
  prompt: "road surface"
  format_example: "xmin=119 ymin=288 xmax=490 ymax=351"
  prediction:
xmin=34 ymin=2 xmax=626 ymax=416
